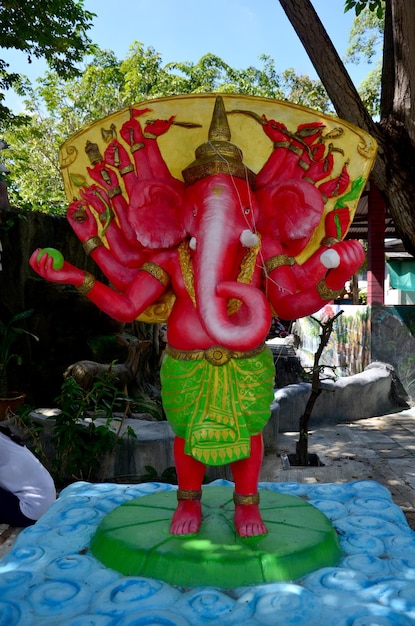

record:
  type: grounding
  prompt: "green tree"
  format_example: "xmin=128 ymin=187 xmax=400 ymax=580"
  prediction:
xmin=3 ymin=44 xmax=331 ymax=213
xmin=344 ymin=0 xmax=384 ymax=18
xmin=279 ymin=0 xmax=415 ymax=257
xmin=0 ymin=0 xmax=95 ymax=130
xmin=344 ymin=4 xmax=383 ymax=115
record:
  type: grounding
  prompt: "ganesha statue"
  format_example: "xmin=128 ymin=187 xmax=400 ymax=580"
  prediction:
xmin=30 ymin=94 xmax=377 ymax=538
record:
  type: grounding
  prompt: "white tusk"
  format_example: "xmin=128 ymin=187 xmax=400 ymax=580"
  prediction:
xmin=240 ymin=230 xmax=259 ymax=248
xmin=320 ymin=249 xmax=340 ymax=269
xmin=189 ymin=237 xmax=197 ymax=250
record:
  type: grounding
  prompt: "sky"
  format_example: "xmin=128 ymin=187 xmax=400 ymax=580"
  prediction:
xmin=1 ymin=0 xmax=373 ymax=112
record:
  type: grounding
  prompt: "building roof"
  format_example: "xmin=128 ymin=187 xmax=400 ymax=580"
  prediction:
xmin=346 ymin=192 xmax=398 ymax=240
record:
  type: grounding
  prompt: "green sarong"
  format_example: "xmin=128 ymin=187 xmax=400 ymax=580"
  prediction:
xmin=160 ymin=346 xmax=275 ymax=466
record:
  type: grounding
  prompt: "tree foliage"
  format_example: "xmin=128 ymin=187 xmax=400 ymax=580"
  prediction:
xmin=344 ymin=0 xmax=384 ymax=19
xmin=0 ymin=0 xmax=95 ymax=129
xmin=2 ymin=44 xmax=331 ymax=213
xmin=345 ymin=4 xmax=384 ymax=64
xmin=344 ymin=4 xmax=383 ymax=116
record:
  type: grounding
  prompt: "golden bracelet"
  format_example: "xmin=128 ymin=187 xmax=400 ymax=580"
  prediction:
xmin=76 ymin=272 xmax=96 ymax=295
xmin=321 ymin=236 xmax=340 ymax=247
xmin=100 ymin=168 xmax=111 ymax=185
xmin=273 ymin=141 xmax=290 ymax=149
xmin=317 ymin=278 xmax=342 ymax=301
xmin=131 ymin=142 xmax=145 ymax=153
xmin=233 ymin=492 xmax=260 ymax=506
xmin=108 ymin=185 xmax=121 ymax=199
xmin=143 ymin=131 xmax=157 ymax=139
xmin=298 ymin=159 xmax=310 ymax=171
xmin=288 ymin=144 xmax=303 ymax=156
xmin=264 ymin=254 xmax=296 ymax=274
xmin=119 ymin=163 xmax=135 ymax=176
xmin=140 ymin=262 xmax=170 ymax=287
xmin=83 ymin=236 xmax=103 ymax=256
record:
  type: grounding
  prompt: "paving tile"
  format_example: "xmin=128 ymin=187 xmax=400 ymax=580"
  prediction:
xmin=376 ymin=448 xmax=412 ymax=458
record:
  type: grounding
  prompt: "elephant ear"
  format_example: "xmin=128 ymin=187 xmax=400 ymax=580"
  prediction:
xmin=128 ymin=181 xmax=186 ymax=249
xmin=257 ymin=179 xmax=325 ymax=257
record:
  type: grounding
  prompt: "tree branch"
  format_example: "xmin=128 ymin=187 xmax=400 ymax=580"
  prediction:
xmin=296 ymin=311 xmax=343 ymax=465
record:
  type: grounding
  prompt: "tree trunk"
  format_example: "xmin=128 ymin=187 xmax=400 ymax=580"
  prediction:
xmin=278 ymin=0 xmax=415 ymax=257
xmin=389 ymin=0 xmax=415 ymax=139
xmin=380 ymin=0 xmax=395 ymax=117
xmin=352 ymin=273 xmax=359 ymax=304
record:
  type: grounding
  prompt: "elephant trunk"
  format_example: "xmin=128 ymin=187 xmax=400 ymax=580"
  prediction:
xmin=192 ymin=179 xmax=271 ymax=351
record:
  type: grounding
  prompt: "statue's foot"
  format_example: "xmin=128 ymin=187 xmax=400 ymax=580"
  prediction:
xmin=233 ymin=492 xmax=268 ymax=537
xmin=170 ymin=489 xmax=202 ymax=535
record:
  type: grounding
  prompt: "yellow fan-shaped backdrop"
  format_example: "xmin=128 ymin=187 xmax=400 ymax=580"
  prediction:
xmin=59 ymin=94 xmax=377 ymax=321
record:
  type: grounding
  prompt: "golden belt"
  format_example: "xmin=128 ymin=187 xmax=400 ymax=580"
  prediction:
xmin=165 ymin=343 xmax=265 ymax=367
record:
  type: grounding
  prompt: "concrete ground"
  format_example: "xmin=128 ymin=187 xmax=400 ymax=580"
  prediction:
xmin=2 ymin=407 xmax=415 ymax=559
xmin=0 ymin=524 xmax=21 ymax=558
xmin=261 ymin=407 xmax=415 ymax=530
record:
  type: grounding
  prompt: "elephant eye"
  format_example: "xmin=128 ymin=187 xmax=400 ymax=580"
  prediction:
xmin=244 ymin=207 xmax=250 ymax=214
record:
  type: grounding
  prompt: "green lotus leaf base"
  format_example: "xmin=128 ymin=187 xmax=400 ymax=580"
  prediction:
xmin=90 ymin=486 xmax=341 ymax=588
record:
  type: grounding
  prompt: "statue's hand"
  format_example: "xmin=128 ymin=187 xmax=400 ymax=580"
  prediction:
xmin=324 ymin=207 xmax=351 ymax=240
xmin=104 ymin=139 xmax=132 ymax=170
xmin=261 ymin=115 xmax=288 ymax=143
xmin=80 ymin=185 xmax=109 ymax=215
xmin=87 ymin=162 xmax=119 ymax=190
xmin=29 ymin=248 xmax=84 ymax=285
xmin=67 ymin=200 xmax=98 ymax=241
xmin=120 ymin=118 xmax=144 ymax=148
xmin=319 ymin=165 xmax=350 ymax=198
xmin=144 ymin=116 xmax=175 ymax=137
xmin=325 ymin=240 xmax=365 ymax=290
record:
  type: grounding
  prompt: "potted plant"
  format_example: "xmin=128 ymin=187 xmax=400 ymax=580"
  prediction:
xmin=0 ymin=308 xmax=39 ymax=419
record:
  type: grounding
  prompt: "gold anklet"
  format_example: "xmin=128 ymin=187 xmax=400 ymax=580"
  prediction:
xmin=233 ymin=492 xmax=260 ymax=506
xmin=176 ymin=489 xmax=202 ymax=501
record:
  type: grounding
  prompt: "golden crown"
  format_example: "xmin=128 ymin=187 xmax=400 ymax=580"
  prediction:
xmin=182 ymin=96 xmax=256 ymax=187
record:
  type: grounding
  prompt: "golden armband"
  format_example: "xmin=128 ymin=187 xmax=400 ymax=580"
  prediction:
xmin=82 ymin=236 xmax=103 ymax=256
xmin=264 ymin=254 xmax=296 ymax=275
xmin=317 ymin=278 xmax=342 ymax=301
xmin=140 ymin=262 xmax=170 ymax=287
xmin=76 ymin=272 xmax=96 ymax=295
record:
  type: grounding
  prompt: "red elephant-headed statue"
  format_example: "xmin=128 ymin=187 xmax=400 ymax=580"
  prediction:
xmin=30 ymin=95 xmax=376 ymax=537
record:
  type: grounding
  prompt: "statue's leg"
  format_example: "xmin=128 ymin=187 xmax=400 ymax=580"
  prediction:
xmin=170 ymin=436 xmax=206 ymax=535
xmin=231 ymin=433 xmax=267 ymax=537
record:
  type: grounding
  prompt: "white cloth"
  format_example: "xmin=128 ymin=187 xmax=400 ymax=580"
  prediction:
xmin=0 ymin=432 xmax=56 ymax=521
